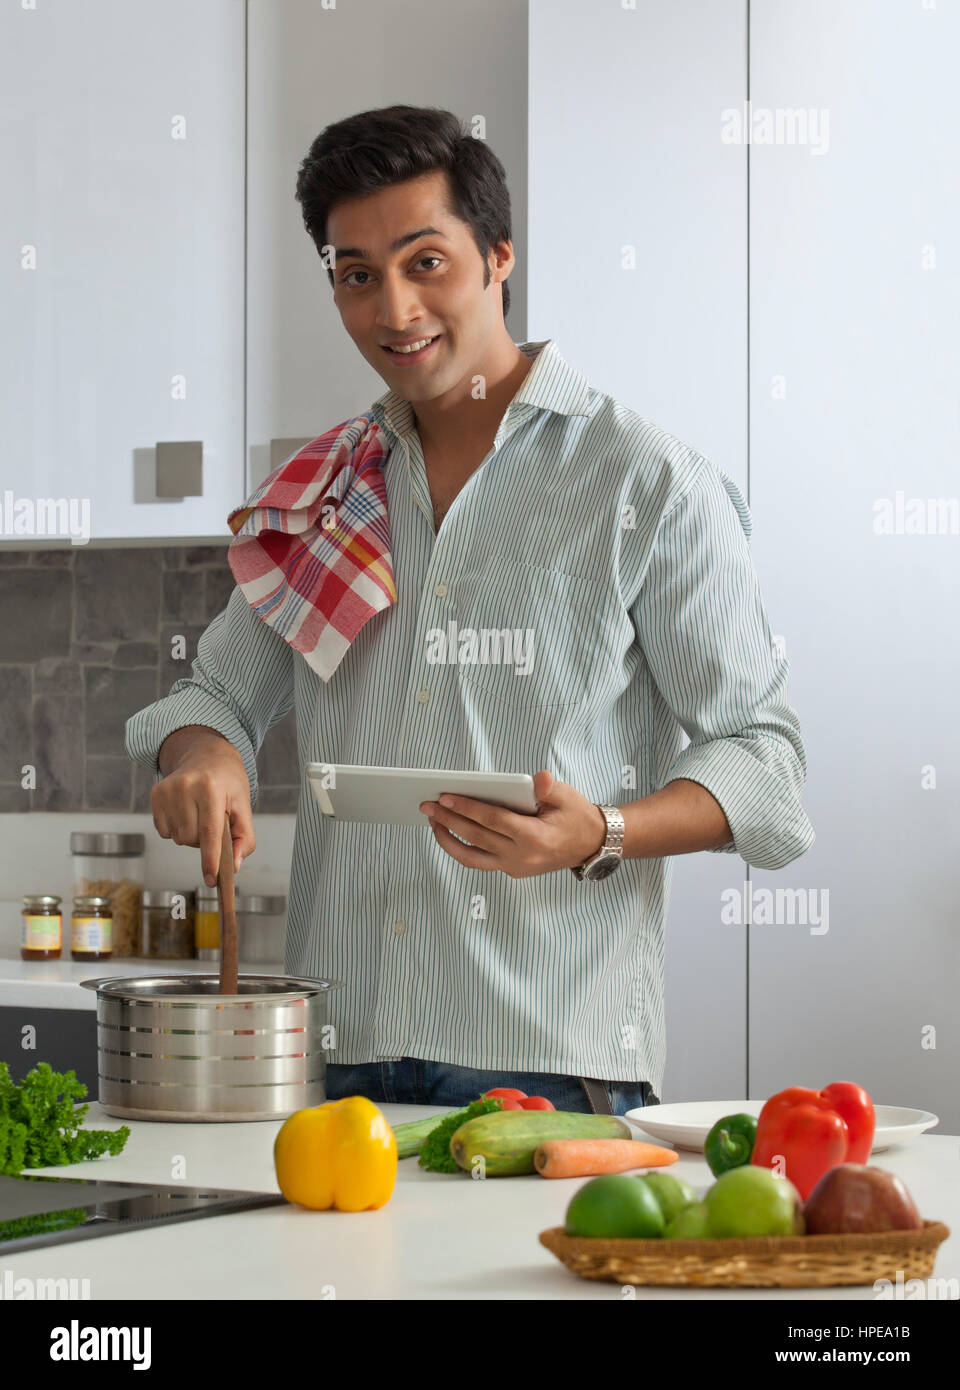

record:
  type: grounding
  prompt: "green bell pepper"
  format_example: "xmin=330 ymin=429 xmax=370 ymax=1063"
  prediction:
xmin=704 ymin=1113 xmax=757 ymax=1177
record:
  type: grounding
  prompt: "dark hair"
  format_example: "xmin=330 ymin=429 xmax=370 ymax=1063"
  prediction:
xmin=295 ymin=104 xmax=512 ymax=320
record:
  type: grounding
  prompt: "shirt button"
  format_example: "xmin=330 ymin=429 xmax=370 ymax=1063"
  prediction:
xmin=433 ymin=581 xmax=448 ymax=598
xmin=416 ymin=689 xmax=430 ymax=704
xmin=394 ymin=919 xmax=407 ymax=936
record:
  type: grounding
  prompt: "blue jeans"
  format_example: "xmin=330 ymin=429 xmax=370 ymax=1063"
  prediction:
xmin=324 ymin=1058 xmax=659 ymax=1117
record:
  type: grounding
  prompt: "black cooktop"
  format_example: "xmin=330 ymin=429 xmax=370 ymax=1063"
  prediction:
xmin=0 ymin=1172 xmax=286 ymax=1253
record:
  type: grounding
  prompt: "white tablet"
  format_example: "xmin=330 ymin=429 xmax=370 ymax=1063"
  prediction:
xmin=306 ymin=763 xmax=539 ymax=826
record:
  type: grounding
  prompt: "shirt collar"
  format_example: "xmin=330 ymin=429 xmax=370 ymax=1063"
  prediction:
xmin=368 ymin=338 xmax=594 ymax=443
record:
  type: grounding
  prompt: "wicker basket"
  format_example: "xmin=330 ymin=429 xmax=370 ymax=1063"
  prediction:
xmin=539 ymin=1220 xmax=950 ymax=1288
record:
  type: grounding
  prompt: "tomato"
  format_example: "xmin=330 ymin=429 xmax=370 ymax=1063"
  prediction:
xmin=498 ymin=1098 xmax=525 ymax=1110
xmin=518 ymin=1096 xmax=555 ymax=1110
xmin=482 ymin=1088 xmax=527 ymax=1101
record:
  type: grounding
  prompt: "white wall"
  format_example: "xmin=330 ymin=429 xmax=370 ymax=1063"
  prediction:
xmin=528 ymin=0 xmax=750 ymax=1102
xmin=747 ymin=0 xmax=960 ymax=1132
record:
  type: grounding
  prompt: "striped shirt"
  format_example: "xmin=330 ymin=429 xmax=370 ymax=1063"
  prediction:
xmin=125 ymin=338 xmax=814 ymax=1093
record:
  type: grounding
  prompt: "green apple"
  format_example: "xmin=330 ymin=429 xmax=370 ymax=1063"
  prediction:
xmin=704 ymin=1166 xmax=804 ymax=1238
xmin=663 ymin=1201 xmax=709 ymax=1239
xmin=565 ymin=1174 xmax=665 ymax=1238
xmin=638 ymin=1172 xmax=698 ymax=1227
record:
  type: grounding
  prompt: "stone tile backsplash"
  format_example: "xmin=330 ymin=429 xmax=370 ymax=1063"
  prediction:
xmin=0 ymin=547 xmax=298 ymax=813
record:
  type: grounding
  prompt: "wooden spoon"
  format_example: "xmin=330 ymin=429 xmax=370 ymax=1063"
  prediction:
xmin=217 ymin=813 xmax=238 ymax=995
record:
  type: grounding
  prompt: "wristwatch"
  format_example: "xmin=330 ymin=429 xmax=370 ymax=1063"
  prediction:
xmin=572 ymin=804 xmax=625 ymax=881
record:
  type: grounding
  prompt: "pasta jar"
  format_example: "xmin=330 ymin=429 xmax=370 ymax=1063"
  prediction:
xmin=195 ymin=883 xmax=220 ymax=960
xmin=70 ymin=895 xmax=113 ymax=962
xmin=70 ymin=833 xmax=145 ymax=957
xmin=21 ymin=895 xmax=63 ymax=960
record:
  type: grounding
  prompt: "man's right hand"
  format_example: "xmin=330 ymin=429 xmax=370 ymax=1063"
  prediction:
xmin=151 ymin=726 xmax=256 ymax=886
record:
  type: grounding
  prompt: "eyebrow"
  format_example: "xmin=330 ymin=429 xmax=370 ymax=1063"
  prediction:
xmin=333 ymin=226 xmax=448 ymax=263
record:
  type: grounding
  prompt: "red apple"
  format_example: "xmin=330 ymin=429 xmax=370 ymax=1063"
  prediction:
xmin=804 ymin=1163 xmax=922 ymax=1235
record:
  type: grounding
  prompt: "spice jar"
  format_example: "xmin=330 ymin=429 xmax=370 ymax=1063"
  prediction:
xmin=70 ymin=895 xmax=113 ymax=962
xmin=141 ymin=890 xmax=196 ymax=959
xmin=21 ymin=895 xmax=63 ymax=961
xmin=236 ymin=894 xmax=287 ymax=965
xmin=71 ymin=833 xmax=145 ymax=957
xmin=195 ymin=883 xmax=220 ymax=960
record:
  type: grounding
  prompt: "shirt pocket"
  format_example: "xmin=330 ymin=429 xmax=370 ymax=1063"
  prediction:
xmin=454 ymin=555 xmax=625 ymax=709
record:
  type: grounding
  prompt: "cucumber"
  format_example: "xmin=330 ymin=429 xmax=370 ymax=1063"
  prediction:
xmin=449 ymin=1109 xmax=631 ymax=1176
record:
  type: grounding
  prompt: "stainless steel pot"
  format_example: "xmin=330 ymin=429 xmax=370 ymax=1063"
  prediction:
xmin=79 ymin=974 xmax=341 ymax=1123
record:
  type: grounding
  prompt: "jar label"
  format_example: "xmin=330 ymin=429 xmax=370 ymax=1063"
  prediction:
xmin=21 ymin=914 xmax=62 ymax=949
xmin=71 ymin=917 xmax=112 ymax=952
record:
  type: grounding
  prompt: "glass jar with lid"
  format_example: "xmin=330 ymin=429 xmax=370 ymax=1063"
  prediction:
xmin=71 ymin=833 xmax=145 ymax=958
xmin=21 ymin=895 xmax=63 ymax=961
xmin=194 ymin=883 xmax=220 ymax=960
xmin=236 ymin=894 xmax=287 ymax=965
xmin=70 ymin=895 xmax=113 ymax=962
xmin=141 ymin=890 xmax=196 ymax=959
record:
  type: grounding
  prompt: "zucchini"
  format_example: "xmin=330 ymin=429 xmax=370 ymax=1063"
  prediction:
xmin=450 ymin=1109 xmax=631 ymax=1176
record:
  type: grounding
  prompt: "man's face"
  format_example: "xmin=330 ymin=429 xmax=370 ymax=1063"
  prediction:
xmin=328 ymin=170 xmax=513 ymax=400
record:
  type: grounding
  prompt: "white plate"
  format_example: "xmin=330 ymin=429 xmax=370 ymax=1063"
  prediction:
xmin=624 ymin=1100 xmax=939 ymax=1154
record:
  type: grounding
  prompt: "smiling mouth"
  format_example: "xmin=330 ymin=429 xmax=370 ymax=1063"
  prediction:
xmin=381 ymin=335 xmax=441 ymax=361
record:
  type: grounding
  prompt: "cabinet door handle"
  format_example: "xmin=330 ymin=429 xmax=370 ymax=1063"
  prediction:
xmin=155 ymin=440 xmax=203 ymax=497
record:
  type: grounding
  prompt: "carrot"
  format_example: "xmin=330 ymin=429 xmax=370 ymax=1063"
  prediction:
xmin=533 ymin=1138 xmax=679 ymax=1179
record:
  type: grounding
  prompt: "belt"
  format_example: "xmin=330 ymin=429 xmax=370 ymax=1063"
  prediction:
xmin=579 ymin=1076 xmax=614 ymax=1114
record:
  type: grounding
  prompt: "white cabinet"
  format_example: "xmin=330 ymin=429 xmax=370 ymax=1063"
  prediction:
xmin=748 ymin=0 xmax=960 ymax=1131
xmin=528 ymin=0 xmax=749 ymax=1101
xmin=0 ymin=0 xmax=245 ymax=542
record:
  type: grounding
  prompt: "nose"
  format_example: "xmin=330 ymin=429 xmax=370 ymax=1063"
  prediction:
xmin=374 ymin=269 xmax=425 ymax=334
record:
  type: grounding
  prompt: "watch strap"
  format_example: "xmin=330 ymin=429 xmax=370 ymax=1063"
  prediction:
xmin=573 ymin=804 xmax=625 ymax=879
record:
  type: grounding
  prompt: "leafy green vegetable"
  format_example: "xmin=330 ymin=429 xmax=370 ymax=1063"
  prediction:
xmin=418 ymin=1096 xmax=503 ymax=1173
xmin=0 ymin=1061 xmax=130 ymax=1176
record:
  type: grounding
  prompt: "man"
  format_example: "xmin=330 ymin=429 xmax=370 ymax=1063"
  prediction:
xmin=125 ymin=105 xmax=814 ymax=1117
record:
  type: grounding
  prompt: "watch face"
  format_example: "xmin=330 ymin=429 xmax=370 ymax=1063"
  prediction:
xmin=585 ymin=855 xmax=620 ymax=881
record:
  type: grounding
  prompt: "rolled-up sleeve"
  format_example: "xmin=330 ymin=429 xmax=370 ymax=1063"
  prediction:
xmin=124 ymin=585 xmax=295 ymax=807
xmin=631 ymin=458 xmax=815 ymax=871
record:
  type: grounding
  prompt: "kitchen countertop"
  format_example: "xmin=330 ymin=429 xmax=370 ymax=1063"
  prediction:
xmin=4 ymin=1103 xmax=956 ymax=1300
xmin=0 ymin=950 xmax=285 ymax=1010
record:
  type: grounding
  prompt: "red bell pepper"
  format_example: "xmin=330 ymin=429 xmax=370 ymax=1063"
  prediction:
xmin=751 ymin=1080 xmax=875 ymax=1201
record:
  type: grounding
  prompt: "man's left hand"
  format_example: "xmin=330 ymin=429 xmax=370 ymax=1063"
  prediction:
xmin=419 ymin=769 xmax=609 ymax=878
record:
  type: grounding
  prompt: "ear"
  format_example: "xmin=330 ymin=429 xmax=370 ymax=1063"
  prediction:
xmin=488 ymin=237 xmax=515 ymax=284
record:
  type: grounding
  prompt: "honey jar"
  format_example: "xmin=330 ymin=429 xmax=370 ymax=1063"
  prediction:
xmin=21 ymin=895 xmax=63 ymax=960
xmin=70 ymin=894 xmax=113 ymax=962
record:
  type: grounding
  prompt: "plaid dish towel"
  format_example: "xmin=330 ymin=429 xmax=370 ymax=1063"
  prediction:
xmin=226 ymin=412 xmax=397 ymax=681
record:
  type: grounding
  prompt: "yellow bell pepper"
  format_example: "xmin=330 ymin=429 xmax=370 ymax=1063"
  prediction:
xmin=273 ymin=1095 xmax=398 ymax=1212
